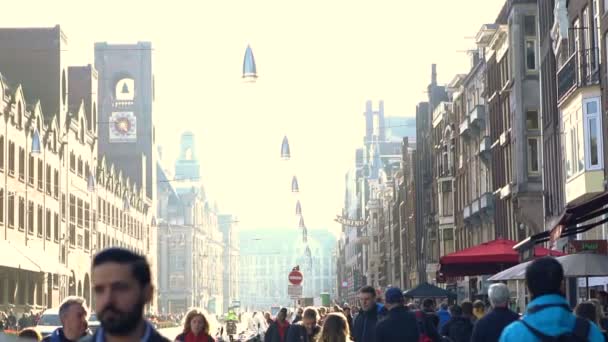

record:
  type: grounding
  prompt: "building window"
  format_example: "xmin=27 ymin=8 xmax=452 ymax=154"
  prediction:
xmin=77 ymin=157 xmax=83 ymax=177
xmin=37 ymin=205 xmax=43 ymax=237
xmin=27 ymin=201 xmax=34 ymax=234
xmin=69 ymin=195 xmax=75 ymax=223
xmin=0 ymin=189 xmax=3 ymax=224
xmin=69 ymin=223 xmax=75 ymax=246
xmin=19 ymin=147 xmax=25 ymax=181
xmin=61 ymin=194 xmax=66 ymax=221
xmin=0 ymin=135 xmax=4 ymax=170
xmin=8 ymin=141 xmax=14 ymax=176
xmin=28 ymin=154 xmax=34 ymax=185
xmin=70 ymin=152 xmax=75 ymax=172
xmin=85 ymin=203 xmax=90 ymax=228
xmin=524 ymin=16 xmax=537 ymax=73
xmin=8 ymin=192 xmax=14 ymax=228
xmin=54 ymin=170 xmax=59 ymax=198
xmin=54 ymin=213 xmax=59 ymax=242
xmin=37 ymin=159 xmax=43 ymax=191
xmin=526 ymin=110 xmax=539 ymax=130
xmin=583 ymin=97 xmax=603 ymax=170
xmin=18 ymin=197 xmax=24 ymax=230
xmin=46 ymin=164 xmax=51 ymax=195
xmin=528 ymin=137 xmax=540 ymax=174
xmin=77 ymin=198 xmax=83 ymax=227
xmin=46 ymin=209 xmax=51 ymax=240
xmin=85 ymin=230 xmax=90 ymax=251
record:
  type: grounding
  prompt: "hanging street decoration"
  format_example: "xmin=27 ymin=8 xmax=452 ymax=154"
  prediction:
xmin=302 ymin=227 xmax=308 ymax=243
xmin=291 ymin=176 xmax=300 ymax=193
xmin=296 ymin=200 xmax=302 ymax=216
xmin=281 ymin=136 xmax=291 ymax=160
xmin=242 ymin=45 xmax=258 ymax=82
xmin=299 ymin=216 xmax=306 ymax=229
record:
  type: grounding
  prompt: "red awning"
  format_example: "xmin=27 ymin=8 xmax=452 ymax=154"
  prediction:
xmin=439 ymin=238 xmax=563 ymax=277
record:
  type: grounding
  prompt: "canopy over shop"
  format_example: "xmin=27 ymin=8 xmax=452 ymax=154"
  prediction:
xmin=404 ymin=282 xmax=456 ymax=299
xmin=515 ymin=192 xmax=608 ymax=256
xmin=438 ymin=238 xmax=561 ymax=278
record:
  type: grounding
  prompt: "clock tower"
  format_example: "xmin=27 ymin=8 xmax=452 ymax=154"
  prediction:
xmin=94 ymin=42 xmax=156 ymax=202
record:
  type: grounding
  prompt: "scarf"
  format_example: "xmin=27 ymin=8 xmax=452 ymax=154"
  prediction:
xmin=184 ymin=331 xmax=209 ymax=342
xmin=277 ymin=320 xmax=290 ymax=341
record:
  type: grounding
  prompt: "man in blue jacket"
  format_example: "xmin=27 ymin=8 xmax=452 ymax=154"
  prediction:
xmin=352 ymin=286 xmax=386 ymax=342
xmin=375 ymin=287 xmax=419 ymax=342
xmin=499 ymin=257 xmax=604 ymax=342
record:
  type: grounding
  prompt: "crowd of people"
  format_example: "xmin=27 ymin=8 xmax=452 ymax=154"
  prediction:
xmin=0 ymin=310 xmax=44 ymax=331
xmin=5 ymin=252 xmax=608 ymax=342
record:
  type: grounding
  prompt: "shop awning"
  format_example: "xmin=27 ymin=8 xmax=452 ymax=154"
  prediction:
xmin=515 ymin=191 xmax=608 ymax=249
xmin=439 ymin=238 xmax=561 ymax=277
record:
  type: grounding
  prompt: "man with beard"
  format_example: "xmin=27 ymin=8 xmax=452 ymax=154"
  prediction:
xmin=81 ymin=247 xmax=169 ymax=342
xmin=43 ymin=296 xmax=90 ymax=342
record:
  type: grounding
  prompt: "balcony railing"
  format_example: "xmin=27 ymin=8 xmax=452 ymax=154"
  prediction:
xmin=557 ymin=48 xmax=600 ymax=103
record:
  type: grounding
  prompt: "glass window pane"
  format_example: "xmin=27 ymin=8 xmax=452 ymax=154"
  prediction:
xmin=528 ymin=139 xmax=539 ymax=172
xmin=526 ymin=41 xmax=536 ymax=70
xmin=589 ymin=117 xmax=599 ymax=166
xmin=586 ymin=100 xmax=598 ymax=115
xmin=524 ymin=16 xmax=536 ymax=36
xmin=527 ymin=110 xmax=539 ymax=129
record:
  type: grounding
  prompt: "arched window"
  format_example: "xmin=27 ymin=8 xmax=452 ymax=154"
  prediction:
xmin=115 ymin=78 xmax=135 ymax=101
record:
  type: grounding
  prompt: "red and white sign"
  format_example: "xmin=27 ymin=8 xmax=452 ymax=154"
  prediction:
xmin=289 ymin=270 xmax=303 ymax=285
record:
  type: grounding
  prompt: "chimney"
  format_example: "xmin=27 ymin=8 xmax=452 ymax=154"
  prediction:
xmin=431 ymin=64 xmax=437 ymax=86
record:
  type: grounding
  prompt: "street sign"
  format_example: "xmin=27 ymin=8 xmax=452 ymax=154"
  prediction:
xmin=288 ymin=285 xmax=303 ymax=299
xmin=289 ymin=270 xmax=304 ymax=285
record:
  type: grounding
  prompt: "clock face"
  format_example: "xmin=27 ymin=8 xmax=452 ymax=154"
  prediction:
xmin=109 ymin=112 xmax=136 ymax=142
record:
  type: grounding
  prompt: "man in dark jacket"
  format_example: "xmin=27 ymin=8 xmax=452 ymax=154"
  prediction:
xmin=79 ymin=248 xmax=170 ymax=342
xmin=265 ymin=308 xmax=290 ymax=342
xmin=43 ymin=296 xmax=90 ymax=342
xmin=471 ymin=283 xmax=519 ymax=342
xmin=375 ymin=287 xmax=419 ymax=342
xmin=440 ymin=305 xmax=474 ymax=342
xmin=352 ymin=286 xmax=386 ymax=342
xmin=286 ymin=307 xmax=320 ymax=342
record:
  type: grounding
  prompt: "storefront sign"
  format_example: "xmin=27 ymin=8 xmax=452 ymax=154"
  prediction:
xmin=334 ymin=215 xmax=367 ymax=227
xmin=566 ymin=240 xmax=608 ymax=255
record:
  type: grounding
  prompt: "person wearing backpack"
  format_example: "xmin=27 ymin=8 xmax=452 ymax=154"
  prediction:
xmin=375 ymin=287 xmax=419 ymax=342
xmin=499 ymin=257 xmax=604 ymax=342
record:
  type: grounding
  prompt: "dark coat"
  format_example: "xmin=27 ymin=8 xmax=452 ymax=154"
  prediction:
xmin=43 ymin=328 xmax=90 ymax=342
xmin=78 ymin=325 xmax=170 ymax=342
xmin=264 ymin=321 xmax=290 ymax=342
xmin=470 ymin=307 xmax=519 ymax=342
xmin=440 ymin=316 xmax=474 ymax=342
xmin=353 ymin=303 xmax=386 ymax=342
xmin=285 ymin=323 xmax=320 ymax=342
xmin=375 ymin=306 xmax=419 ymax=342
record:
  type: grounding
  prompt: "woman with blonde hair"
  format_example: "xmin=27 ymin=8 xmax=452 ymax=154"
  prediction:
xmin=175 ymin=309 xmax=215 ymax=342
xmin=316 ymin=313 xmax=350 ymax=342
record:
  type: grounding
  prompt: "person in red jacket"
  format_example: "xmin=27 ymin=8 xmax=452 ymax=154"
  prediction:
xmin=174 ymin=309 xmax=215 ymax=342
xmin=265 ymin=308 xmax=290 ymax=342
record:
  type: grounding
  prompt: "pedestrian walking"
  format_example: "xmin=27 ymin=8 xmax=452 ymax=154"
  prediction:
xmin=352 ymin=286 xmax=386 ymax=342
xmin=375 ymin=287 xmax=419 ymax=342
xmin=174 ymin=309 xmax=215 ymax=342
xmin=317 ymin=313 xmax=350 ymax=342
xmin=499 ymin=257 xmax=604 ymax=342
xmin=42 ymin=296 xmax=90 ymax=342
xmin=471 ymin=283 xmax=519 ymax=342
xmin=286 ymin=307 xmax=320 ymax=342
xmin=264 ymin=308 xmax=290 ymax=342
xmin=575 ymin=302 xmax=608 ymax=340
xmin=473 ymin=300 xmax=485 ymax=321
xmin=292 ymin=308 xmax=303 ymax=324
xmin=81 ymin=247 xmax=170 ymax=342
xmin=422 ymin=299 xmax=439 ymax=329
xmin=436 ymin=303 xmax=451 ymax=332
xmin=440 ymin=305 xmax=473 ymax=342
xmin=460 ymin=301 xmax=476 ymax=325
xmin=342 ymin=305 xmax=354 ymax=335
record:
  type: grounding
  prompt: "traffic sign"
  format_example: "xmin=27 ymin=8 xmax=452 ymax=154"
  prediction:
xmin=288 ymin=285 xmax=303 ymax=299
xmin=289 ymin=270 xmax=303 ymax=285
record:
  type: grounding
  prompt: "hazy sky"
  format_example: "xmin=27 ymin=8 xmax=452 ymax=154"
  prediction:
xmin=5 ymin=0 xmax=505 ymax=235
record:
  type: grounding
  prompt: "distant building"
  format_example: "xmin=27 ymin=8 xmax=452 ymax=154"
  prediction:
xmin=219 ymin=215 xmax=240 ymax=312
xmin=239 ymin=228 xmax=336 ymax=311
